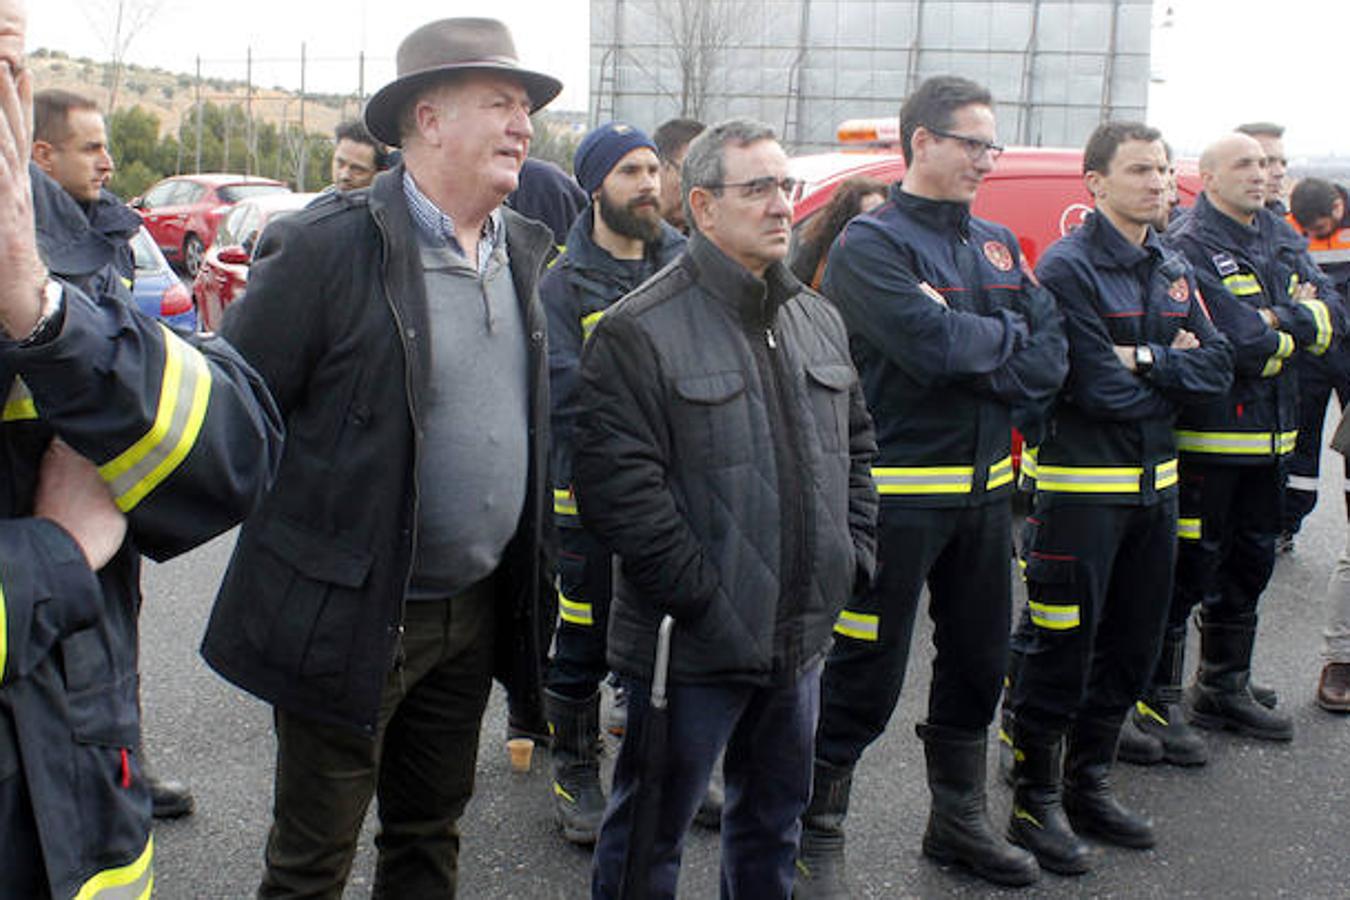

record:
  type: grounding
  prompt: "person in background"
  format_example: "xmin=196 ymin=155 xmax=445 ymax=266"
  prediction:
xmin=329 ymin=119 xmax=388 ymax=192
xmin=508 ymin=156 xmax=588 ymax=258
xmin=789 ymin=175 xmax=887 ymax=289
xmin=1236 ymin=122 xmax=1289 ymax=215
xmin=652 ymin=117 xmax=706 ymax=234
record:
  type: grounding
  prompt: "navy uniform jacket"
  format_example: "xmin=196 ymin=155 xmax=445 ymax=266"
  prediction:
xmin=1 ymin=278 xmax=281 ymax=894
xmin=541 ymin=206 xmax=685 ymax=527
xmin=821 ymin=184 xmax=1068 ymax=507
xmin=1027 ymin=211 xmax=1233 ymax=506
xmin=1166 ymin=192 xmax=1346 ymax=464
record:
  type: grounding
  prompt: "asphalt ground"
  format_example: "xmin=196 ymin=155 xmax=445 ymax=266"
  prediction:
xmin=141 ymin=446 xmax=1350 ymax=898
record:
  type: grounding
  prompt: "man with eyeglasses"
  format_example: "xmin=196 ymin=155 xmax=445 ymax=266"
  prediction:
xmin=574 ymin=118 xmax=878 ymax=899
xmin=794 ymin=75 xmax=1067 ymax=894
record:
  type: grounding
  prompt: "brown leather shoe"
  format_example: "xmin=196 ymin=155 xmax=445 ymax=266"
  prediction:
xmin=1316 ymin=662 xmax=1350 ymax=713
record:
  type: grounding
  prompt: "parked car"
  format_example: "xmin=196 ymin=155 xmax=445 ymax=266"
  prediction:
xmin=130 ymin=225 xmax=197 ymax=332
xmin=133 ymin=173 xmax=289 ymax=278
xmin=192 ymin=191 xmax=321 ymax=331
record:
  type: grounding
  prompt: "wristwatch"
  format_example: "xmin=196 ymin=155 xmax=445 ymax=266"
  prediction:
xmin=18 ymin=279 xmax=65 ymax=347
xmin=1134 ymin=344 xmax=1155 ymax=375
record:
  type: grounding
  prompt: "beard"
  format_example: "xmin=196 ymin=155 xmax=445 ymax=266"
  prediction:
xmin=599 ymin=188 xmax=663 ymax=243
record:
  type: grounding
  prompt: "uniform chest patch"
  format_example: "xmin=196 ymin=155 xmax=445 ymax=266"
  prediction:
xmin=983 ymin=240 xmax=1014 ymax=272
xmin=1168 ymin=277 xmax=1190 ymax=303
xmin=1211 ymin=252 xmax=1239 ymax=276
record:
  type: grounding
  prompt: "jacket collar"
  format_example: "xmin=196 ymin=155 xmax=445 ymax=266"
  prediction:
xmin=1193 ymin=191 xmax=1262 ymax=251
xmin=31 ymin=162 xmax=137 ymax=279
xmin=684 ymin=231 xmax=802 ymax=329
xmin=892 ymin=183 xmax=971 ymax=238
xmin=1082 ymin=209 xmax=1160 ymax=270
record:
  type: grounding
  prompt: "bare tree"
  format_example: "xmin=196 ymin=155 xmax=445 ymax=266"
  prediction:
xmin=658 ymin=0 xmax=747 ymax=121
xmin=79 ymin=0 xmax=165 ymax=113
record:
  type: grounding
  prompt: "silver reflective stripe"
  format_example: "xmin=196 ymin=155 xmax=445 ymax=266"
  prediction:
xmin=1310 ymin=247 xmax=1350 ymax=265
xmin=1287 ymin=474 xmax=1320 ymax=492
xmin=871 ymin=466 xmax=973 ymax=495
xmin=74 ymin=836 xmax=153 ymax=900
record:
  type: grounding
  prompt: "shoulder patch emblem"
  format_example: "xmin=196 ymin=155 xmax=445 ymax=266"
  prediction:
xmin=983 ymin=240 xmax=1014 ymax=272
xmin=1168 ymin=277 xmax=1190 ymax=303
xmin=1211 ymin=252 xmax=1239 ymax=276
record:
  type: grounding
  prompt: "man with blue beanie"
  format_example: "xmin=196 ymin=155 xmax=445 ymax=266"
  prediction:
xmin=539 ymin=121 xmax=686 ymax=844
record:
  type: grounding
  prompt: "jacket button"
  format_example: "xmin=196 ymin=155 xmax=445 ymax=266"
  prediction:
xmin=407 ymin=327 xmax=416 ymax=338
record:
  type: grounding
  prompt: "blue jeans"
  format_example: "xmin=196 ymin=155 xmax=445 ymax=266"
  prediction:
xmin=591 ymin=663 xmax=821 ymax=900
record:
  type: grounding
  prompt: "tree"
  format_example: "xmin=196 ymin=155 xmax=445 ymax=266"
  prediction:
xmin=79 ymin=0 xmax=165 ymax=113
xmin=528 ymin=112 xmax=582 ymax=173
xmin=658 ymin=0 xmax=746 ymax=121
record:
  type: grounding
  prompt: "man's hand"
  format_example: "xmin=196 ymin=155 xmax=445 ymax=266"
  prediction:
xmin=1113 ymin=345 xmax=1137 ymax=371
xmin=1171 ymin=329 xmax=1200 ymax=350
xmin=1293 ymin=280 xmax=1318 ymax=302
xmin=0 ymin=57 xmax=45 ymax=339
xmin=35 ymin=439 xmax=126 ymax=570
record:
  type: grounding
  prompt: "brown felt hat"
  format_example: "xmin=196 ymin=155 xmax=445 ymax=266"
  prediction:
xmin=364 ymin=18 xmax=562 ymax=147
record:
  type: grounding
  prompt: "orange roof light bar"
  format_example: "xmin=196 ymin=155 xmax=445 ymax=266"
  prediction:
xmin=836 ymin=117 xmax=901 ymax=146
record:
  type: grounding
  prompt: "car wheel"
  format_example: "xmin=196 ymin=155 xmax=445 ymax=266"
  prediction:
xmin=183 ymin=234 xmax=205 ymax=278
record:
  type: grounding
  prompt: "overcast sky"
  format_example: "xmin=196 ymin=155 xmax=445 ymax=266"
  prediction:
xmin=28 ymin=0 xmax=1350 ymax=157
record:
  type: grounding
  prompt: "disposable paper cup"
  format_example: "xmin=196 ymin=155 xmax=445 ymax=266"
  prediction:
xmin=507 ymin=737 xmax=534 ymax=773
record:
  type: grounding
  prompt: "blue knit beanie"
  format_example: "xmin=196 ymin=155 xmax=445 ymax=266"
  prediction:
xmin=573 ymin=122 xmax=657 ymax=195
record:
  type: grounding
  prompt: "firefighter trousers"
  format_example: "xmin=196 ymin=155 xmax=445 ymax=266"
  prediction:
xmin=1169 ymin=461 xmax=1281 ymax=639
xmin=815 ymin=501 xmax=1012 ymax=769
xmin=1282 ymin=354 xmax=1350 ymax=537
xmin=1010 ymin=497 xmax=1177 ymax=735
xmin=545 ymin=527 xmax=614 ymax=701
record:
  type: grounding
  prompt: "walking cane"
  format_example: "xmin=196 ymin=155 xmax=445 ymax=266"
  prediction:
xmin=618 ymin=614 xmax=675 ymax=900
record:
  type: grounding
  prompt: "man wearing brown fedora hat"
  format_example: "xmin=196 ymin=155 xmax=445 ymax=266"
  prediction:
xmin=202 ymin=17 xmax=561 ymax=898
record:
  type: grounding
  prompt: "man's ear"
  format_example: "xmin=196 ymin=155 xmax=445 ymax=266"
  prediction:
xmin=31 ymin=139 xmax=54 ymax=173
xmin=688 ymin=186 xmax=715 ymax=234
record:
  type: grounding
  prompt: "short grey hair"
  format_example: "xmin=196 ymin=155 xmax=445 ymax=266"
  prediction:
xmin=680 ymin=118 xmax=778 ymax=232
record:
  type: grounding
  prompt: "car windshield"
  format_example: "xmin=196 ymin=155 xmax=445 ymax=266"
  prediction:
xmin=218 ymin=183 xmax=289 ymax=203
xmin=130 ymin=229 xmax=160 ymax=272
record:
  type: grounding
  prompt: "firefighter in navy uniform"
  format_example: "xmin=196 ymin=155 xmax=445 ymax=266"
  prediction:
xmin=795 ymin=76 xmax=1067 ymax=894
xmin=0 ymin=14 xmax=284 ymax=895
xmin=1280 ymin=177 xmax=1350 ymax=549
xmin=1005 ymin=123 xmax=1232 ymax=874
xmin=538 ymin=122 xmax=684 ymax=844
xmin=1159 ymin=132 xmax=1344 ymax=746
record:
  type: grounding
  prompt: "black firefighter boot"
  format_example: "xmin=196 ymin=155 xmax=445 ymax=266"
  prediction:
xmin=1006 ymin=724 xmax=1091 ymax=875
xmin=1132 ymin=635 xmax=1208 ymax=766
xmin=1186 ymin=620 xmax=1293 ymax=741
xmin=793 ymin=759 xmax=853 ymax=899
xmin=917 ymin=722 xmax=1039 ymax=887
xmin=1062 ymin=715 xmax=1155 ymax=849
xmin=543 ymin=689 xmax=607 ymax=845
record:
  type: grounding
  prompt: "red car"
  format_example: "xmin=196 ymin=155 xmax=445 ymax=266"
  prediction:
xmin=133 ymin=174 xmax=290 ymax=277
xmin=192 ymin=191 xmax=320 ymax=331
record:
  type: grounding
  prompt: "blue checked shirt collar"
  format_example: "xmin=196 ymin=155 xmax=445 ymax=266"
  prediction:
xmin=402 ymin=170 xmax=502 ymax=274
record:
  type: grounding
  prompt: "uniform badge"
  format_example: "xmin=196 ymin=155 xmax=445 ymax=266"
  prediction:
xmin=983 ymin=240 xmax=1014 ymax=272
xmin=1211 ymin=252 xmax=1239 ymax=276
xmin=1168 ymin=277 xmax=1190 ymax=303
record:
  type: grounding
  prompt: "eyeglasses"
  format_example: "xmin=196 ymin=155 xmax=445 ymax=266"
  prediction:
xmin=925 ymin=127 xmax=1004 ymax=162
xmin=703 ymin=176 xmax=802 ymax=202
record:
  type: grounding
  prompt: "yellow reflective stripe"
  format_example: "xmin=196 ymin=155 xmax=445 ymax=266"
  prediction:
xmin=1274 ymin=331 xmax=1295 ymax=360
xmin=1221 ymin=273 xmax=1261 ymax=296
xmin=834 ymin=609 xmax=879 ymax=641
xmin=558 ymin=591 xmax=594 ymax=626
xmin=1036 ymin=464 xmax=1142 ymax=493
xmin=986 ymin=454 xmax=1014 ymax=490
xmin=998 ymin=727 xmax=1013 ymax=748
xmin=1299 ymin=299 xmax=1332 ymax=355
xmin=2 ymin=376 xmax=36 ymax=421
xmin=1136 ymin=700 xmax=1169 ymax=726
xmin=1221 ymin=273 xmax=1262 ymax=296
xmin=554 ymin=782 xmax=576 ymax=803
xmin=74 ymin=834 xmax=153 ymax=900
xmin=553 ymin=488 xmax=578 ymax=517
xmin=1178 ymin=516 xmax=1201 ymax=541
xmin=580 ymin=310 xmax=605 ymax=342
xmin=1155 ymin=458 xmax=1178 ymax=490
xmin=96 ymin=325 xmax=212 ymax=512
xmin=1019 ymin=446 xmax=1038 ymax=489
xmin=1176 ymin=429 xmax=1298 ymax=456
xmin=1012 ymin=806 xmax=1042 ymax=828
xmin=871 ymin=465 xmax=973 ymax=495
xmin=0 ymin=580 xmax=7 ymax=686
xmin=1029 ymin=600 xmax=1080 ymax=630
xmin=1261 ymin=355 xmax=1285 ymax=377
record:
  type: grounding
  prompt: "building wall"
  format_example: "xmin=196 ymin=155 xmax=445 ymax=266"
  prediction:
xmin=590 ymin=0 xmax=1152 ymax=152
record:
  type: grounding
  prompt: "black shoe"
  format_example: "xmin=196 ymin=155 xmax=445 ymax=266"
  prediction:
xmin=1062 ymin=716 xmax=1155 ymax=849
xmin=1188 ymin=621 xmax=1294 ymax=742
xmin=1115 ymin=713 xmax=1164 ymax=766
xmin=149 ymin=775 xmax=195 ymax=819
xmin=1006 ymin=725 xmax=1091 ymax=876
xmin=544 ymin=689 xmax=607 ymax=845
xmin=1274 ymin=531 xmax=1295 ymax=555
xmin=793 ymin=760 xmax=853 ymax=899
xmin=917 ymin=722 xmax=1039 ymax=887
xmin=694 ymin=769 xmax=724 ymax=829
xmin=1133 ymin=636 xmax=1208 ymax=767
xmin=1249 ymin=679 xmax=1279 ymax=709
